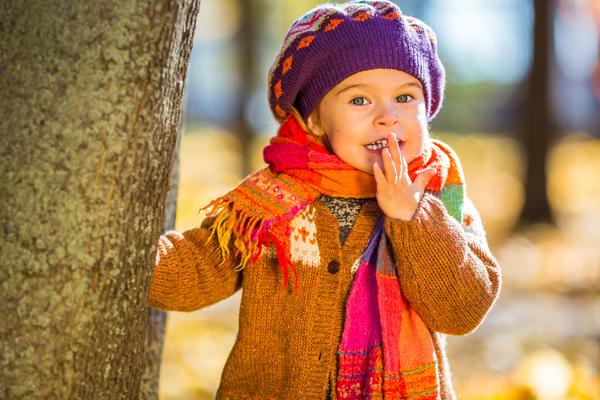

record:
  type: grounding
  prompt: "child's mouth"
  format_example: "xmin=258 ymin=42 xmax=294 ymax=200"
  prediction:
xmin=365 ymin=138 xmax=404 ymax=152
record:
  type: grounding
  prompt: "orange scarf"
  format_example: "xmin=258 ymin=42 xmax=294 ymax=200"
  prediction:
xmin=201 ymin=113 xmax=462 ymax=288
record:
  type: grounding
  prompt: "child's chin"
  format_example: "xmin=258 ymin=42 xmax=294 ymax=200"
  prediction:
xmin=344 ymin=156 xmax=375 ymax=174
xmin=355 ymin=164 xmax=375 ymax=175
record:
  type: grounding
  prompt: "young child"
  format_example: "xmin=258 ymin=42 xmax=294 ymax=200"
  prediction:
xmin=148 ymin=1 xmax=501 ymax=399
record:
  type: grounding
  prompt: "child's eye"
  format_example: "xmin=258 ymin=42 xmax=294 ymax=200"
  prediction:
xmin=349 ymin=96 xmax=370 ymax=106
xmin=395 ymin=94 xmax=414 ymax=103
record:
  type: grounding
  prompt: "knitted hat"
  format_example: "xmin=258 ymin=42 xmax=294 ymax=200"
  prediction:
xmin=267 ymin=0 xmax=445 ymax=124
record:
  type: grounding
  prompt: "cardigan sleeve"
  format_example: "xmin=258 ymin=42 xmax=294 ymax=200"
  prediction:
xmin=383 ymin=193 xmax=501 ymax=336
xmin=147 ymin=215 xmax=242 ymax=312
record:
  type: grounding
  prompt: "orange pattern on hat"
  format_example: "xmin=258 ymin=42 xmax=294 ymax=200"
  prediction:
xmin=275 ymin=104 xmax=286 ymax=117
xmin=323 ymin=18 xmax=344 ymax=32
xmin=351 ymin=11 xmax=373 ymax=21
xmin=382 ymin=11 xmax=400 ymax=20
xmin=282 ymin=55 xmax=294 ymax=75
xmin=274 ymin=80 xmax=283 ymax=99
xmin=296 ymin=35 xmax=315 ymax=50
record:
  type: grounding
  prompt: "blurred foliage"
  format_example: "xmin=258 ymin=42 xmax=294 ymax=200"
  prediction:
xmin=161 ymin=129 xmax=600 ymax=400
xmin=431 ymin=64 xmax=523 ymax=134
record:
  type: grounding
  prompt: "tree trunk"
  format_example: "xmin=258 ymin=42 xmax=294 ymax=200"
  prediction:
xmin=232 ymin=0 xmax=261 ymax=176
xmin=0 ymin=1 xmax=199 ymax=399
xmin=140 ymin=113 xmax=183 ymax=399
xmin=519 ymin=0 xmax=555 ymax=224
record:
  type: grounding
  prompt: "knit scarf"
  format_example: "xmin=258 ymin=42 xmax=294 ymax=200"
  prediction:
xmin=202 ymin=112 xmax=463 ymax=288
xmin=202 ymin=112 xmax=374 ymax=288
xmin=202 ymin=112 xmax=465 ymax=399
xmin=335 ymin=218 xmax=439 ymax=400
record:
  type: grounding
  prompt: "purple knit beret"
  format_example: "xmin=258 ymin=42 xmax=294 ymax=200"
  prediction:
xmin=267 ymin=0 xmax=446 ymax=124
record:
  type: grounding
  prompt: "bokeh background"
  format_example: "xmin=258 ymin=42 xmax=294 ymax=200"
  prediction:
xmin=158 ymin=0 xmax=600 ymax=399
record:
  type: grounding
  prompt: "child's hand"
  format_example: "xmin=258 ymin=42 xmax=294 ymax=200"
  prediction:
xmin=373 ymin=133 xmax=436 ymax=221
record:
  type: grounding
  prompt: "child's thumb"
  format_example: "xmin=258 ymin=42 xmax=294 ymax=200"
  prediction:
xmin=414 ymin=167 xmax=436 ymax=191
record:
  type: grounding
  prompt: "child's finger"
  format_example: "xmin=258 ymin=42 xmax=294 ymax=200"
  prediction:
xmin=373 ymin=161 xmax=386 ymax=186
xmin=387 ymin=133 xmax=402 ymax=175
xmin=399 ymin=150 xmax=410 ymax=183
xmin=381 ymin=148 xmax=398 ymax=184
xmin=413 ymin=167 xmax=436 ymax=192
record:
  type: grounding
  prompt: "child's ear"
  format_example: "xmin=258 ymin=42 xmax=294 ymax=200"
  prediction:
xmin=306 ymin=110 xmax=325 ymax=136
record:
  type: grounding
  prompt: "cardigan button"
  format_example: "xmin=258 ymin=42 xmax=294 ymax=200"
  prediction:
xmin=327 ymin=260 xmax=340 ymax=274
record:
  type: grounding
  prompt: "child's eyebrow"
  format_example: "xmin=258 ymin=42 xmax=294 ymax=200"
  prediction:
xmin=336 ymin=81 xmax=422 ymax=96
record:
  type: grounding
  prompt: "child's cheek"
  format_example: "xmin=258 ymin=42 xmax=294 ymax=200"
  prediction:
xmin=416 ymin=102 xmax=429 ymax=123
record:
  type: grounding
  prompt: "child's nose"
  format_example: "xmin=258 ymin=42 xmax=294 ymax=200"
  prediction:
xmin=374 ymin=104 xmax=400 ymax=127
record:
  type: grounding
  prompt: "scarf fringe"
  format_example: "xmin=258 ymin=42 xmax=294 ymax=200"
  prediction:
xmin=201 ymin=193 xmax=304 ymax=289
xmin=196 ymin=114 xmax=464 ymax=295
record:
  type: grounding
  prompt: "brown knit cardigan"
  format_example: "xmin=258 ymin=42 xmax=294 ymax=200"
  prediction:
xmin=148 ymin=193 xmax=502 ymax=400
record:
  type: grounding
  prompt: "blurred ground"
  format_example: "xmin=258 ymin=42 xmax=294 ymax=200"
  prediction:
xmin=158 ymin=129 xmax=600 ymax=400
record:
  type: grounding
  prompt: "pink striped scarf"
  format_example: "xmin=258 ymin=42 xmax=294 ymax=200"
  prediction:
xmin=336 ymin=221 xmax=439 ymax=400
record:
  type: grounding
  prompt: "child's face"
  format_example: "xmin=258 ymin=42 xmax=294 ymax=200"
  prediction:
xmin=307 ymin=68 xmax=429 ymax=174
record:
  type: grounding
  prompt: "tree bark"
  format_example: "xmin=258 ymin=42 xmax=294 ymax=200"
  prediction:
xmin=0 ymin=1 xmax=199 ymax=399
xmin=140 ymin=114 xmax=183 ymax=400
xmin=232 ymin=0 xmax=261 ymax=176
xmin=519 ymin=0 xmax=555 ymax=224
